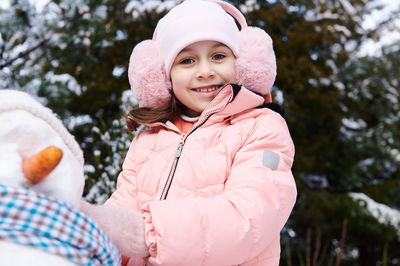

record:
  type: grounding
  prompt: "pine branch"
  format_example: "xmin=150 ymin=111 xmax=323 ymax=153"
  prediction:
xmin=0 ymin=38 xmax=49 ymax=69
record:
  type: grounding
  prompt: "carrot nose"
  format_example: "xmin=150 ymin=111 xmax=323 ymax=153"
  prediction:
xmin=22 ymin=146 xmax=63 ymax=185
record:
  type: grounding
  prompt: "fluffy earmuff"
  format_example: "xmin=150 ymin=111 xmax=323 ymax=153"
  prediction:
xmin=236 ymin=27 xmax=276 ymax=97
xmin=128 ymin=0 xmax=276 ymax=108
xmin=128 ymin=40 xmax=171 ymax=108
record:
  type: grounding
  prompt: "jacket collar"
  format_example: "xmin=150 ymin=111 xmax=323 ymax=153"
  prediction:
xmin=208 ymin=84 xmax=264 ymax=120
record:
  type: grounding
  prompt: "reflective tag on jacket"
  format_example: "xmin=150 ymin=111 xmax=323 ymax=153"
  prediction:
xmin=262 ymin=150 xmax=280 ymax=170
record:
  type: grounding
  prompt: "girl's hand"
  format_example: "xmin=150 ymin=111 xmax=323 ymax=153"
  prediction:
xmin=79 ymin=200 xmax=150 ymax=259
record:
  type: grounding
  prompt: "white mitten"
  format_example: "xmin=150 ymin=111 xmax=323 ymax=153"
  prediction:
xmin=80 ymin=200 xmax=149 ymax=258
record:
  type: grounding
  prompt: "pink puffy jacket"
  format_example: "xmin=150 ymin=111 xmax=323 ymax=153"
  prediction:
xmin=107 ymin=84 xmax=297 ymax=266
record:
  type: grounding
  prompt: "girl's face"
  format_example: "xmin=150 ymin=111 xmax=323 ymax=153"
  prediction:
xmin=170 ymin=40 xmax=236 ymax=117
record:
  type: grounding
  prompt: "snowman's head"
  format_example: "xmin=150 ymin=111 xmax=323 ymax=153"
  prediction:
xmin=0 ymin=90 xmax=84 ymax=207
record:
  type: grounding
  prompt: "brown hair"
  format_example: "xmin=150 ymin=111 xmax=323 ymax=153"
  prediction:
xmin=126 ymin=92 xmax=184 ymax=131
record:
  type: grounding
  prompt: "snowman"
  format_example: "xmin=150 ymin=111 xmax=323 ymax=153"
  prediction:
xmin=0 ymin=89 xmax=121 ymax=266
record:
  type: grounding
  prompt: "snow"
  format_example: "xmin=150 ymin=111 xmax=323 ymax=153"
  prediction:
xmin=121 ymin=89 xmax=138 ymax=113
xmin=112 ymin=66 xmax=126 ymax=77
xmin=31 ymin=0 xmax=48 ymax=12
xmin=334 ymin=81 xmax=345 ymax=91
xmin=299 ymin=174 xmax=329 ymax=189
xmin=272 ymin=87 xmax=284 ymax=105
xmin=115 ymin=30 xmax=128 ymax=41
xmin=301 ymin=0 xmax=400 ymax=56
xmin=382 ymin=79 xmax=399 ymax=104
xmin=349 ymin=192 xmax=400 ymax=238
xmin=65 ymin=115 xmax=93 ymax=131
xmin=308 ymin=78 xmax=318 ymax=87
xmin=84 ymin=164 xmax=96 ymax=174
xmin=326 ymin=59 xmax=338 ymax=74
xmin=319 ymin=77 xmax=331 ymax=86
xmin=339 ymin=0 xmax=357 ymax=16
xmin=83 ymin=118 xmax=133 ymax=204
xmin=362 ymin=0 xmax=400 ymax=30
xmin=95 ymin=5 xmax=107 ymax=19
xmin=125 ymin=0 xmax=178 ymax=19
xmin=45 ymin=72 xmax=83 ymax=95
xmin=342 ymin=118 xmax=367 ymax=130
xmin=239 ymin=0 xmax=260 ymax=14
xmin=358 ymin=0 xmax=400 ymax=56
xmin=331 ymin=24 xmax=352 ymax=37
xmin=305 ymin=10 xmax=339 ymax=21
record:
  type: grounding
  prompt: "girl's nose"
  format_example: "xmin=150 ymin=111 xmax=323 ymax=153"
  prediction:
xmin=195 ymin=61 xmax=215 ymax=79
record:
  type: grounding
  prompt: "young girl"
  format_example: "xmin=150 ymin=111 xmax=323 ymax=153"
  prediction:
xmin=80 ymin=0 xmax=297 ymax=265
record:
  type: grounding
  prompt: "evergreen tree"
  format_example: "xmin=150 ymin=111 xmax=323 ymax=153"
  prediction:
xmin=1 ymin=0 xmax=399 ymax=264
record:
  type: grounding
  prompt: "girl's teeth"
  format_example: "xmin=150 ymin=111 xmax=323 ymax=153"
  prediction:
xmin=195 ymin=86 xmax=218 ymax=92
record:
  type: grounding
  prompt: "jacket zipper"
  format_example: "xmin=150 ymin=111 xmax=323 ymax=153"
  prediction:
xmin=159 ymin=137 xmax=185 ymax=200
xmin=159 ymin=93 xmax=233 ymax=200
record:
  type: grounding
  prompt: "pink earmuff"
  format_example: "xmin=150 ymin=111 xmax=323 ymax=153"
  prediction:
xmin=128 ymin=40 xmax=172 ymax=108
xmin=128 ymin=0 xmax=276 ymax=108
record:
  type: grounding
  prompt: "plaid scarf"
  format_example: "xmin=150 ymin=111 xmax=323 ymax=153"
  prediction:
xmin=0 ymin=184 xmax=121 ymax=266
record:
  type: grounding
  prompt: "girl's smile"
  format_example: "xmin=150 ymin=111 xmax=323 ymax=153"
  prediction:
xmin=170 ymin=40 xmax=236 ymax=117
xmin=192 ymin=85 xmax=220 ymax=93
xmin=190 ymin=84 xmax=222 ymax=99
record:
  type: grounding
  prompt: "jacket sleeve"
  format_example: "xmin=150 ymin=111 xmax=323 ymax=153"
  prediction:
xmin=141 ymin=111 xmax=297 ymax=265
xmin=105 ymin=133 xmax=143 ymax=211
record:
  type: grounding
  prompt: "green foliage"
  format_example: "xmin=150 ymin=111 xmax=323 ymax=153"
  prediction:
xmin=1 ymin=0 xmax=400 ymax=264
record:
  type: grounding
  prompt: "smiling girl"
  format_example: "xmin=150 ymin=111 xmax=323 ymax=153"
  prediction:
xmin=170 ymin=41 xmax=236 ymax=117
xmin=80 ymin=1 xmax=297 ymax=265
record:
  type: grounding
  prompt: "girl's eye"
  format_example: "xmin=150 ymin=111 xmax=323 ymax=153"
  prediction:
xmin=180 ymin=58 xmax=194 ymax=65
xmin=212 ymin=54 xmax=225 ymax=60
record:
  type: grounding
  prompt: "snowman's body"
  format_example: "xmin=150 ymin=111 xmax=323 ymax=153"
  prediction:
xmin=0 ymin=242 xmax=75 ymax=266
xmin=0 ymin=90 xmax=120 ymax=265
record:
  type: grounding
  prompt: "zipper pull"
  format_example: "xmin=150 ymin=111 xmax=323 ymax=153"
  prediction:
xmin=175 ymin=143 xmax=183 ymax=158
xmin=175 ymin=134 xmax=185 ymax=158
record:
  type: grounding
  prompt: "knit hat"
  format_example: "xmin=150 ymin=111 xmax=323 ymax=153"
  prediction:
xmin=154 ymin=0 xmax=240 ymax=78
xmin=128 ymin=0 xmax=276 ymax=108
